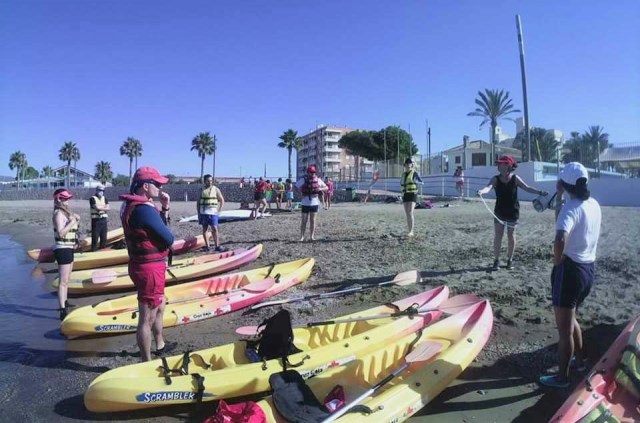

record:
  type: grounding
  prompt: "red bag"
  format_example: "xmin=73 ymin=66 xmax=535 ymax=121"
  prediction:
xmin=203 ymin=400 xmax=266 ymax=423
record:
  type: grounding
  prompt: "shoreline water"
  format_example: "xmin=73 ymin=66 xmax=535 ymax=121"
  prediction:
xmin=1 ymin=200 xmax=639 ymax=422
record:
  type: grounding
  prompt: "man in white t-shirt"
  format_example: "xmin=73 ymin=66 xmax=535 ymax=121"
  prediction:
xmin=294 ymin=165 xmax=327 ymax=242
xmin=540 ymin=162 xmax=601 ymax=389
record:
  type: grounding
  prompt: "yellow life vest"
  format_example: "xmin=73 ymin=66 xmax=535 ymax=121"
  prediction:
xmin=91 ymin=195 xmax=108 ymax=219
xmin=401 ymin=170 xmax=417 ymax=194
xmin=615 ymin=319 xmax=640 ymax=399
xmin=198 ymin=186 xmax=219 ymax=213
xmin=53 ymin=210 xmax=78 ymax=249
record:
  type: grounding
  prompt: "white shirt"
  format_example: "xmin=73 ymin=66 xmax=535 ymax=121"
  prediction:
xmin=295 ymin=177 xmax=327 ymax=207
xmin=556 ymin=197 xmax=602 ymax=263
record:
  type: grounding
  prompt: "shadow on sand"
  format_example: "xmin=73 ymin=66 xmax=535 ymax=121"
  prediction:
xmin=418 ymin=322 xmax=627 ymax=422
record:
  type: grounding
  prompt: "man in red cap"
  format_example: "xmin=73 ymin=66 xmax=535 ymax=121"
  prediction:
xmin=120 ymin=166 xmax=175 ymax=361
xmin=294 ymin=164 xmax=327 ymax=241
xmin=477 ymin=156 xmax=547 ymax=271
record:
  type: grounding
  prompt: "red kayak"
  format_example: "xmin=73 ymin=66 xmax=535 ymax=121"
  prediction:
xmin=549 ymin=314 xmax=640 ymax=422
xmin=27 ymin=227 xmax=125 ymax=262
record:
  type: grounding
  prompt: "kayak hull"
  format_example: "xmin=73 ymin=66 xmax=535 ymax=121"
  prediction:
xmin=26 ymin=227 xmax=125 ymax=262
xmin=257 ymin=299 xmax=493 ymax=422
xmin=53 ymin=245 xmax=262 ymax=294
xmin=61 ymin=254 xmax=306 ymax=338
xmin=549 ymin=315 xmax=640 ymax=423
xmin=83 ymin=286 xmax=449 ymax=412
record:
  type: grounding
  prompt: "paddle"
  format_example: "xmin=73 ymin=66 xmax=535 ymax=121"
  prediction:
xmin=235 ymin=294 xmax=481 ymax=336
xmin=249 ymin=270 xmax=420 ymax=311
xmin=91 ymin=252 xmax=231 ymax=284
xmin=321 ymin=340 xmax=443 ymax=422
xmin=96 ymin=277 xmax=276 ymax=316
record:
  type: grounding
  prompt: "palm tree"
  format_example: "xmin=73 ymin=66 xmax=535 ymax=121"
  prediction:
xmin=581 ymin=125 xmax=610 ymax=171
xmin=42 ymin=165 xmax=54 ymax=188
xmin=58 ymin=141 xmax=77 ymax=187
xmin=9 ymin=151 xmax=27 ymax=188
xmin=95 ymin=161 xmax=113 ymax=184
xmin=119 ymin=137 xmax=143 ymax=185
xmin=211 ymin=134 xmax=218 ymax=180
xmin=190 ymin=132 xmax=215 ymax=182
xmin=562 ymin=131 xmax=582 ymax=164
xmin=71 ymin=145 xmax=80 ymax=186
xmin=278 ymin=129 xmax=303 ymax=180
xmin=467 ymin=89 xmax=521 ymax=161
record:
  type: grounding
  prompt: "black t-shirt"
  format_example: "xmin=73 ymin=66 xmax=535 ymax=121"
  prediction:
xmin=494 ymin=174 xmax=519 ymax=220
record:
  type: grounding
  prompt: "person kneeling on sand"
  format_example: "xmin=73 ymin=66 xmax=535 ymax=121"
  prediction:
xmin=295 ymin=164 xmax=327 ymax=241
xmin=477 ymin=155 xmax=547 ymax=271
xmin=539 ymin=162 xmax=601 ymax=389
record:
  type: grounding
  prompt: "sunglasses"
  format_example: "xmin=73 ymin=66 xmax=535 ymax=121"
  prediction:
xmin=143 ymin=180 xmax=163 ymax=189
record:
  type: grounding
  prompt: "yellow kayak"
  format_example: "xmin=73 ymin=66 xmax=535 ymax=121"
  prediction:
xmin=52 ymin=244 xmax=263 ymax=294
xmin=27 ymin=227 xmax=125 ymax=262
xmin=257 ymin=299 xmax=493 ymax=422
xmin=84 ymin=286 xmax=449 ymax=412
xmin=60 ymin=235 xmax=206 ymax=271
xmin=61 ymin=256 xmax=310 ymax=338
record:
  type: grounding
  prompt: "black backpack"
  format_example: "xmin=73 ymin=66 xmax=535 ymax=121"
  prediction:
xmin=247 ymin=309 xmax=302 ymax=363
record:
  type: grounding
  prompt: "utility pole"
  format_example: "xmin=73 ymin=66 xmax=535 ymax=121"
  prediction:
xmin=384 ymin=129 xmax=388 ymax=190
xmin=428 ymin=125 xmax=432 ymax=175
xmin=516 ymin=14 xmax=531 ymax=162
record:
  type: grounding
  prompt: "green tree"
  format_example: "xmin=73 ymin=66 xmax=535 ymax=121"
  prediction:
xmin=42 ymin=165 xmax=54 ymax=188
xmin=24 ymin=166 xmax=38 ymax=180
xmin=467 ymin=89 xmax=521 ymax=161
xmin=8 ymin=151 xmax=27 ymax=187
xmin=112 ymin=173 xmax=130 ymax=187
xmin=58 ymin=141 xmax=78 ymax=187
xmin=513 ymin=128 xmax=560 ymax=162
xmin=119 ymin=137 xmax=143 ymax=185
xmin=562 ymin=127 xmax=610 ymax=168
xmin=278 ymin=129 xmax=303 ymax=179
xmin=165 ymin=174 xmax=177 ymax=183
xmin=95 ymin=161 xmax=113 ymax=184
xmin=190 ymin=132 xmax=215 ymax=182
xmin=339 ymin=126 xmax=417 ymax=162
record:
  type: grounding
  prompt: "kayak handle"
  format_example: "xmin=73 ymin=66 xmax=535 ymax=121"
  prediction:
xmin=585 ymin=368 xmax=605 ymax=392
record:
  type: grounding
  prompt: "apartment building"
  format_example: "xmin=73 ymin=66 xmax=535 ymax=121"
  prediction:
xmin=296 ymin=125 xmax=374 ymax=181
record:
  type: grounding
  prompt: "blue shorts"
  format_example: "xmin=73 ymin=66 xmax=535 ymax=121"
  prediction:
xmin=301 ymin=205 xmax=319 ymax=213
xmin=286 ymin=192 xmax=294 ymax=200
xmin=198 ymin=214 xmax=219 ymax=227
xmin=551 ymin=257 xmax=594 ymax=309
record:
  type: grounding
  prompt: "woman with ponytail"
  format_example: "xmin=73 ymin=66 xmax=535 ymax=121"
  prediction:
xmin=52 ymin=188 xmax=80 ymax=321
xmin=540 ymin=162 xmax=602 ymax=388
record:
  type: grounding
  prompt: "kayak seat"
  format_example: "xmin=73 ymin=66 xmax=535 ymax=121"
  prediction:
xmin=614 ymin=320 xmax=640 ymax=400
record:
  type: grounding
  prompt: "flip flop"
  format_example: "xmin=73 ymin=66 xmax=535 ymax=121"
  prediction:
xmin=539 ymin=374 xmax=570 ymax=389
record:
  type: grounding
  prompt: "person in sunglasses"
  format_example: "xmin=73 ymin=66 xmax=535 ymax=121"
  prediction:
xmin=120 ymin=166 xmax=175 ymax=361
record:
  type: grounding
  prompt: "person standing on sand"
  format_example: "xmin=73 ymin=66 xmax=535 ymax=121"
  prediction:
xmin=454 ymin=167 xmax=464 ymax=198
xmin=274 ymin=178 xmax=285 ymax=210
xmin=120 ymin=166 xmax=175 ymax=362
xmin=285 ymin=178 xmax=294 ymax=209
xmin=295 ymin=164 xmax=327 ymax=241
xmin=253 ymin=177 xmax=268 ymax=219
xmin=89 ymin=184 xmax=110 ymax=251
xmin=325 ymin=177 xmax=334 ymax=210
xmin=197 ymin=174 xmax=226 ymax=252
xmin=539 ymin=162 xmax=601 ymax=389
xmin=363 ymin=169 xmax=380 ymax=204
xmin=401 ymin=159 xmax=423 ymax=237
xmin=52 ymin=188 xmax=80 ymax=321
xmin=477 ymin=155 xmax=547 ymax=271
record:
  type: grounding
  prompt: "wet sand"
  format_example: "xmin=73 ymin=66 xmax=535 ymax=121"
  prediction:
xmin=0 ymin=198 xmax=639 ymax=422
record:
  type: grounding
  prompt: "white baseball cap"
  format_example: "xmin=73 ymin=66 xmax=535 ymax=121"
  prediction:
xmin=559 ymin=162 xmax=588 ymax=185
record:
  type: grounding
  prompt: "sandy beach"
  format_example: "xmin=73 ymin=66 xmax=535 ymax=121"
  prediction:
xmin=1 ymin=198 xmax=639 ymax=422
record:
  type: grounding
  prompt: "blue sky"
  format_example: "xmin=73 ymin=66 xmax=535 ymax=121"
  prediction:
xmin=1 ymin=0 xmax=639 ymax=178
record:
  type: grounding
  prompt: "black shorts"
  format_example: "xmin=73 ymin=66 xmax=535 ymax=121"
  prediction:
xmin=54 ymin=248 xmax=74 ymax=265
xmin=301 ymin=205 xmax=319 ymax=213
xmin=403 ymin=193 xmax=418 ymax=203
xmin=254 ymin=192 xmax=265 ymax=201
xmin=551 ymin=257 xmax=594 ymax=309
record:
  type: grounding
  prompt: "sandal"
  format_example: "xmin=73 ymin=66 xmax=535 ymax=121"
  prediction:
xmin=570 ymin=356 xmax=588 ymax=373
xmin=539 ymin=374 xmax=570 ymax=389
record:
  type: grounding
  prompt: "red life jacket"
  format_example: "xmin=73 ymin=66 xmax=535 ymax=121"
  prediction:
xmin=119 ymin=193 xmax=169 ymax=263
xmin=301 ymin=175 xmax=320 ymax=197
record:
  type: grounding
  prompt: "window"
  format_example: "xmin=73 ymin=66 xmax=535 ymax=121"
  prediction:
xmin=455 ymin=156 xmax=461 ymax=164
xmin=472 ymin=153 xmax=487 ymax=166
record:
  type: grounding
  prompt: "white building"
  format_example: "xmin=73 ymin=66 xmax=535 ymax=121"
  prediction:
xmin=296 ymin=125 xmax=374 ymax=181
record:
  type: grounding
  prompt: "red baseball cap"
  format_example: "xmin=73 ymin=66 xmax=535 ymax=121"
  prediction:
xmin=53 ymin=188 xmax=73 ymax=200
xmin=307 ymin=164 xmax=317 ymax=174
xmin=132 ymin=166 xmax=169 ymax=185
xmin=495 ymin=155 xmax=517 ymax=167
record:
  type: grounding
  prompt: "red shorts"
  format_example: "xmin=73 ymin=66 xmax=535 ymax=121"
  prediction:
xmin=128 ymin=261 xmax=167 ymax=308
